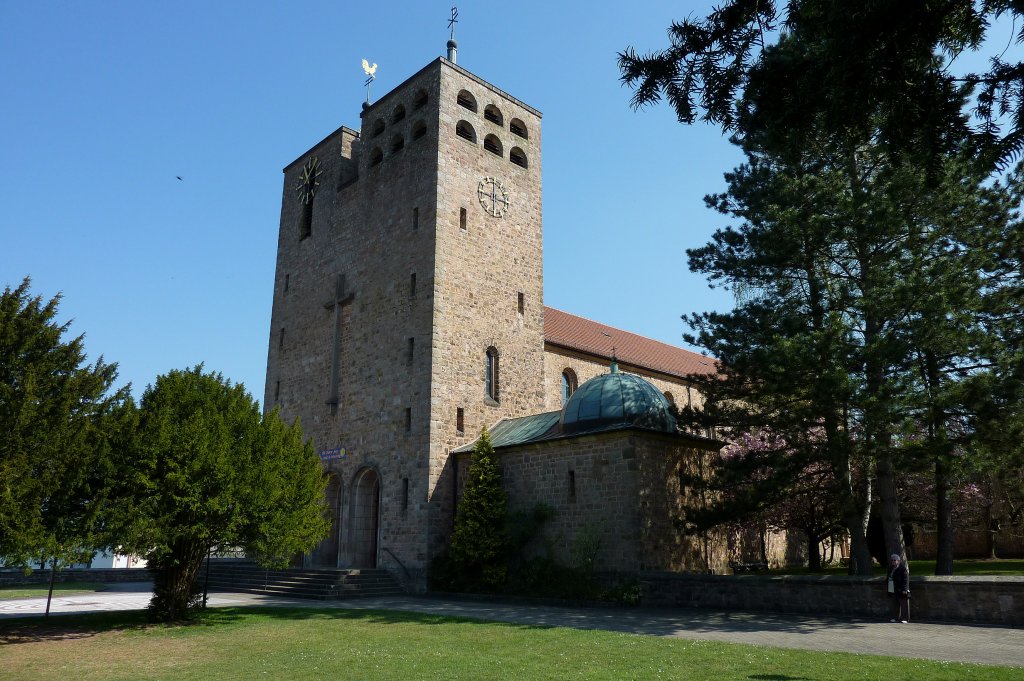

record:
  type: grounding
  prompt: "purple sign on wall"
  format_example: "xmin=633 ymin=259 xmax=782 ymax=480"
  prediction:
xmin=318 ymin=447 xmax=348 ymax=461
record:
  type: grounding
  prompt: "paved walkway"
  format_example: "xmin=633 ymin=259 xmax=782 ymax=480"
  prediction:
xmin=1 ymin=584 xmax=1021 ymax=668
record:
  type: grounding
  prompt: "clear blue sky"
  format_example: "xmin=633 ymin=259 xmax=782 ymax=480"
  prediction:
xmin=1 ymin=1 xmax=1014 ymax=403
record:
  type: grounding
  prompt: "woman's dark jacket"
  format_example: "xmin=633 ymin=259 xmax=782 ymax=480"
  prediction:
xmin=888 ymin=564 xmax=909 ymax=596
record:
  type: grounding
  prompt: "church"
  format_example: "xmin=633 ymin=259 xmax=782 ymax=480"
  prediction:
xmin=264 ymin=40 xmax=726 ymax=589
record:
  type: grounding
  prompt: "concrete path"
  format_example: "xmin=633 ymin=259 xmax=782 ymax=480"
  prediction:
xmin=1 ymin=584 xmax=1021 ymax=668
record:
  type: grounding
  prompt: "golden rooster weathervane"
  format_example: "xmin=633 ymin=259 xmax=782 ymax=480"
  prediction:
xmin=361 ymin=58 xmax=378 ymax=103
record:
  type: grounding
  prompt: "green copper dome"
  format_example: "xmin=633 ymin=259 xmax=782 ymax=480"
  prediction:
xmin=560 ymin=369 xmax=676 ymax=435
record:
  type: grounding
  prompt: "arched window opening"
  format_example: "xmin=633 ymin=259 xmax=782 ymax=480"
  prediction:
xmin=510 ymin=147 xmax=528 ymax=168
xmin=510 ymin=118 xmax=528 ymax=139
xmin=456 ymin=120 xmax=476 ymax=143
xmin=664 ymin=391 xmax=675 ymax=405
xmin=369 ymin=147 xmax=383 ymax=166
xmin=411 ymin=120 xmax=427 ymax=140
xmin=485 ymin=347 xmax=500 ymax=401
xmin=413 ymin=90 xmax=428 ymax=110
xmin=391 ymin=104 xmax=406 ymax=124
xmin=371 ymin=119 xmax=385 ymax=137
xmin=457 ymin=89 xmax=477 ymax=112
xmin=484 ymin=104 xmax=503 ymax=126
xmin=561 ymin=369 xmax=578 ymax=405
xmin=391 ymin=134 xmax=404 ymax=153
xmin=483 ymin=134 xmax=502 ymax=157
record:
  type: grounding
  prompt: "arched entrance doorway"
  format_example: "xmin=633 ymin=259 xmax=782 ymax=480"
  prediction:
xmin=310 ymin=473 xmax=342 ymax=567
xmin=350 ymin=468 xmax=380 ymax=568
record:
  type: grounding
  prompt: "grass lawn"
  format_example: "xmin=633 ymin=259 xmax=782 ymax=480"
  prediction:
xmin=0 ymin=607 xmax=1016 ymax=681
xmin=769 ymin=558 xmax=1024 ymax=576
xmin=0 ymin=582 xmax=108 ymax=600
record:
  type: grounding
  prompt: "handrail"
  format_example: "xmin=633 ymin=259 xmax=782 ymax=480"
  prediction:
xmin=381 ymin=547 xmax=411 ymax=581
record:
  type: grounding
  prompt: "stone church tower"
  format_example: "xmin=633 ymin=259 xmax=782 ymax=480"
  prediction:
xmin=264 ymin=49 xmax=543 ymax=587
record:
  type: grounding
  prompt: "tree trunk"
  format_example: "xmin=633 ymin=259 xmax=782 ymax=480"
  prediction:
xmin=834 ymin=446 xmax=873 ymax=575
xmin=45 ymin=558 xmax=57 ymax=617
xmin=807 ymin=531 xmax=822 ymax=571
xmin=875 ymin=451 xmax=906 ymax=561
xmin=935 ymin=454 xmax=954 ymax=574
xmin=148 ymin=540 xmax=206 ymax=621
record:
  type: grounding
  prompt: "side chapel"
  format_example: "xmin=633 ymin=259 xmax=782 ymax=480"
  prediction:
xmin=264 ymin=40 xmax=727 ymax=589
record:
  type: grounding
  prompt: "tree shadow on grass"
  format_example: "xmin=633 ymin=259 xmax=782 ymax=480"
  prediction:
xmin=0 ymin=606 xmax=522 ymax=646
xmin=0 ymin=610 xmax=154 ymax=645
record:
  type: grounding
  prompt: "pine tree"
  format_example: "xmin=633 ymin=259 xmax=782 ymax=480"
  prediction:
xmin=450 ymin=426 xmax=508 ymax=590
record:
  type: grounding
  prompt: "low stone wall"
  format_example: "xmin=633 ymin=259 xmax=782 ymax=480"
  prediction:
xmin=0 ymin=568 xmax=150 ymax=587
xmin=639 ymin=572 xmax=1024 ymax=626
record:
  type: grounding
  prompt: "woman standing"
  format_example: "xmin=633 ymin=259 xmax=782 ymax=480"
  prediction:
xmin=887 ymin=553 xmax=910 ymax=623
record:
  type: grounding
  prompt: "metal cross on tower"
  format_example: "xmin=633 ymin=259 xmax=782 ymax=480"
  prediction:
xmin=448 ymin=6 xmax=459 ymax=40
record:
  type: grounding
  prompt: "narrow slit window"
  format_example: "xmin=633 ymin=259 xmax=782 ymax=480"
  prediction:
xmin=456 ymin=407 xmax=464 ymax=434
xmin=278 ymin=328 xmax=285 ymax=350
xmin=412 ymin=207 xmax=419 ymax=230
xmin=485 ymin=347 xmax=499 ymax=401
xmin=274 ymin=380 xmax=281 ymax=402
xmin=409 ymin=272 xmax=417 ymax=298
xmin=284 ymin=274 xmax=290 ymax=292
xmin=568 ymin=470 xmax=577 ymax=502
xmin=517 ymin=292 xmax=524 ymax=316
xmin=401 ymin=478 xmax=410 ymax=512
xmin=299 ymin=201 xmax=312 ymax=240
xmin=407 ymin=337 xmax=414 ymax=364
xmin=405 ymin=407 xmax=412 ymax=433
xmin=459 ymin=207 xmax=467 ymax=231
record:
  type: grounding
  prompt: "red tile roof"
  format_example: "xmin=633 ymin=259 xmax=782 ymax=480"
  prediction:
xmin=543 ymin=307 xmax=718 ymax=380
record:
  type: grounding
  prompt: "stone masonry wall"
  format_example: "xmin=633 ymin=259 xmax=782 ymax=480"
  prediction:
xmin=639 ymin=572 xmax=1024 ymax=625
xmin=264 ymin=58 xmax=548 ymax=585
xmin=265 ymin=62 xmax=445 ymax=578
xmin=455 ymin=430 xmax=726 ymax=574
xmin=429 ymin=59 xmax=546 ymax=556
xmin=0 ymin=568 xmax=151 ymax=586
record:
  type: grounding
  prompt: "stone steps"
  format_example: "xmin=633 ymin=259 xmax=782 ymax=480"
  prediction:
xmin=202 ymin=561 xmax=403 ymax=600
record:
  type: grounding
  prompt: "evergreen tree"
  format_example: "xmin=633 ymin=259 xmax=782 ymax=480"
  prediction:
xmin=682 ymin=130 xmax=1021 ymax=573
xmin=619 ymin=0 xmax=1024 ymax=167
xmin=112 ymin=366 xmax=329 ymax=621
xmin=0 ymin=277 xmax=130 ymax=574
xmin=450 ymin=426 xmax=508 ymax=590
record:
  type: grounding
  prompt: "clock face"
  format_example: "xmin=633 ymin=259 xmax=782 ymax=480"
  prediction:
xmin=477 ymin=177 xmax=509 ymax=218
xmin=295 ymin=157 xmax=323 ymax=205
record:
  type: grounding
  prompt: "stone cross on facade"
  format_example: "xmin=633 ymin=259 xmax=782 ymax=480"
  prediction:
xmin=324 ymin=273 xmax=355 ymax=413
